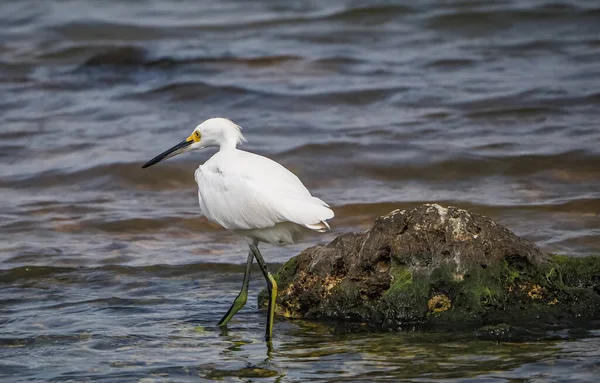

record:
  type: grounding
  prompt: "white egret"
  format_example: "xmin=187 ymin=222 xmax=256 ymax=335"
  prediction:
xmin=142 ymin=118 xmax=334 ymax=342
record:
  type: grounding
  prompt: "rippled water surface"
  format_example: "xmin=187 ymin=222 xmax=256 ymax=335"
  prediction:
xmin=2 ymin=0 xmax=600 ymax=381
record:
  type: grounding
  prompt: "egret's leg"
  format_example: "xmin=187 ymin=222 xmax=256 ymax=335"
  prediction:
xmin=218 ymin=250 xmax=253 ymax=327
xmin=250 ymin=243 xmax=277 ymax=342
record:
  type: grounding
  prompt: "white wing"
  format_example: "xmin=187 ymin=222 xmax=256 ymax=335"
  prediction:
xmin=195 ymin=149 xmax=334 ymax=231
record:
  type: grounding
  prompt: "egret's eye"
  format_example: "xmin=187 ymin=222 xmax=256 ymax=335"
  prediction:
xmin=194 ymin=131 xmax=201 ymax=141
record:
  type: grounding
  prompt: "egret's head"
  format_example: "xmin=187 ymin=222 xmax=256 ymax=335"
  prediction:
xmin=142 ymin=117 xmax=245 ymax=168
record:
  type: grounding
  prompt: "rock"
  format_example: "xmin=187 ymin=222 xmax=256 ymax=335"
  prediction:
xmin=263 ymin=204 xmax=600 ymax=331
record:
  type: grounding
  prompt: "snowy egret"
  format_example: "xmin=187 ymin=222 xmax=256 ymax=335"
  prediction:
xmin=142 ymin=118 xmax=334 ymax=342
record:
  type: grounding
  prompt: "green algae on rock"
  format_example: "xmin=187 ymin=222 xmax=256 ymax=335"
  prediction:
xmin=263 ymin=204 xmax=600 ymax=331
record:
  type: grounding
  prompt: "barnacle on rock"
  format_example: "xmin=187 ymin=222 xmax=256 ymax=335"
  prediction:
xmin=528 ymin=284 xmax=544 ymax=300
xmin=428 ymin=294 xmax=452 ymax=313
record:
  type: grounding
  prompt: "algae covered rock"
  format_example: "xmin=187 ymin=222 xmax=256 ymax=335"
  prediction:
xmin=267 ymin=204 xmax=600 ymax=331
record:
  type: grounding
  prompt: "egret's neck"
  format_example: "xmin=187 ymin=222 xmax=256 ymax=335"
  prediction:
xmin=217 ymin=127 xmax=243 ymax=151
xmin=218 ymin=140 xmax=238 ymax=151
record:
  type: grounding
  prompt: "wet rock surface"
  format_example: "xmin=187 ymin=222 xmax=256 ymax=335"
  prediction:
xmin=264 ymin=204 xmax=600 ymax=331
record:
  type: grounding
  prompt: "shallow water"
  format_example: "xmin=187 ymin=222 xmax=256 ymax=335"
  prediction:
xmin=1 ymin=0 xmax=600 ymax=381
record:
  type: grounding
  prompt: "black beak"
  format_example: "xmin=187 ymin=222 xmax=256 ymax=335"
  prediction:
xmin=142 ymin=139 xmax=193 ymax=168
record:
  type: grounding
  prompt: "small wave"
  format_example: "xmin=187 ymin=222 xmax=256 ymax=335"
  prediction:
xmin=303 ymin=86 xmax=404 ymax=105
xmin=277 ymin=142 xmax=362 ymax=158
xmin=65 ymin=216 xmax=219 ymax=235
xmin=0 ymin=262 xmax=282 ymax=284
xmin=494 ymin=39 xmax=563 ymax=54
xmin=0 ymin=144 xmax=26 ymax=159
xmin=142 ymin=5 xmax=413 ymax=30
xmin=317 ymin=4 xmax=413 ymax=23
xmin=44 ymin=296 xmax=176 ymax=311
xmin=0 ymin=61 xmax=30 ymax=80
xmin=309 ymin=150 xmax=600 ymax=182
xmin=0 ymin=265 xmax=73 ymax=283
xmin=48 ymin=20 xmax=177 ymax=42
xmin=132 ymin=81 xmax=251 ymax=102
xmin=80 ymin=46 xmax=149 ymax=67
xmin=456 ymin=90 xmax=600 ymax=113
xmin=333 ymin=197 xmax=600 ymax=226
xmin=5 ymin=162 xmax=195 ymax=190
xmin=77 ymin=44 xmax=306 ymax=69
xmin=425 ymin=5 xmax=598 ymax=33
xmin=0 ymin=334 xmax=88 ymax=348
xmin=195 ymin=54 xmax=304 ymax=68
xmin=0 ymin=130 xmax=38 ymax=139
xmin=465 ymin=105 xmax=564 ymax=119
xmin=132 ymin=79 xmax=403 ymax=106
xmin=525 ymin=198 xmax=600 ymax=214
xmin=453 ymin=89 xmax=565 ymax=114
xmin=424 ymin=58 xmax=476 ymax=70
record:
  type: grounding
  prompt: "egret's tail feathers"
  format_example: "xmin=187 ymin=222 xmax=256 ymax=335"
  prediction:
xmin=304 ymin=220 xmax=331 ymax=232
xmin=313 ymin=196 xmax=331 ymax=208
xmin=276 ymin=195 xmax=334 ymax=233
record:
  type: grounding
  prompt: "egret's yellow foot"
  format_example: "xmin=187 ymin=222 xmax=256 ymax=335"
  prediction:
xmin=218 ymin=288 xmax=248 ymax=326
xmin=218 ymin=250 xmax=253 ymax=326
xmin=265 ymin=272 xmax=278 ymax=342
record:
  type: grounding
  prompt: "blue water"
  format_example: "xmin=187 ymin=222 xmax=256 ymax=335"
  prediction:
xmin=1 ymin=0 xmax=599 ymax=381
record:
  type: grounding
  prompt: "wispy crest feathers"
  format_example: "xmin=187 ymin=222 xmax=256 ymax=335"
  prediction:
xmin=230 ymin=120 xmax=247 ymax=146
xmin=216 ymin=117 xmax=246 ymax=146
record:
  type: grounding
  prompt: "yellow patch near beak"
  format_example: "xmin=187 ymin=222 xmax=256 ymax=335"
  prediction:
xmin=187 ymin=131 xmax=202 ymax=143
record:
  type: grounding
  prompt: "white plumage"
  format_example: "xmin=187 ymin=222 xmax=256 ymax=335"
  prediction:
xmin=142 ymin=117 xmax=334 ymax=343
xmin=195 ymin=148 xmax=333 ymax=244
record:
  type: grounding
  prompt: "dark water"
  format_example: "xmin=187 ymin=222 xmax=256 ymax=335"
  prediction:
xmin=2 ymin=0 xmax=600 ymax=381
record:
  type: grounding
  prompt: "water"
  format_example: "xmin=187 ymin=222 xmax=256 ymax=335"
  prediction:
xmin=1 ymin=0 xmax=600 ymax=381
